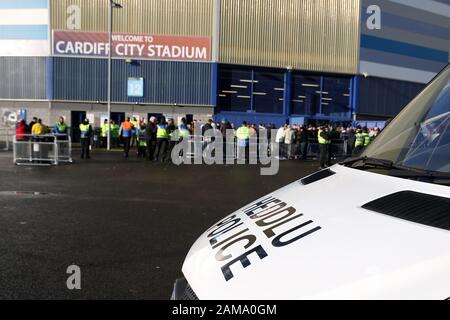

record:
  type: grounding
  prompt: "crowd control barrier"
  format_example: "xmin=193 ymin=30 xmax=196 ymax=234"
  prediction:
xmin=182 ymin=135 xmax=349 ymax=162
xmin=304 ymin=139 xmax=349 ymax=160
xmin=184 ymin=135 xmax=239 ymax=161
xmin=13 ymin=134 xmax=73 ymax=166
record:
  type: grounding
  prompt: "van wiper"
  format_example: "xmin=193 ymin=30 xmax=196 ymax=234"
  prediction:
xmin=388 ymin=169 xmax=450 ymax=186
xmin=340 ymin=157 xmax=450 ymax=185
xmin=340 ymin=156 xmax=398 ymax=170
xmin=340 ymin=156 xmax=425 ymax=173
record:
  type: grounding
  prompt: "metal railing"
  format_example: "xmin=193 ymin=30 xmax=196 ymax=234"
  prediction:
xmin=0 ymin=128 xmax=14 ymax=151
xmin=183 ymin=136 xmax=350 ymax=161
xmin=13 ymin=134 xmax=73 ymax=166
xmin=184 ymin=135 xmax=239 ymax=160
xmin=303 ymin=139 xmax=350 ymax=160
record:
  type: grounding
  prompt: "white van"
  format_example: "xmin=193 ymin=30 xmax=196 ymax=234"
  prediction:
xmin=172 ymin=64 xmax=450 ymax=300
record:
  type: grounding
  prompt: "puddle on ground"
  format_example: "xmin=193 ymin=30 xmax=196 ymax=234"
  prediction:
xmin=0 ymin=191 xmax=58 ymax=197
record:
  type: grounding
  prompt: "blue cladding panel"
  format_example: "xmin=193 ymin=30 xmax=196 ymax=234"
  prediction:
xmin=210 ymin=63 xmax=218 ymax=107
xmin=53 ymin=58 xmax=212 ymax=105
xmin=0 ymin=56 xmax=47 ymax=99
xmin=53 ymin=57 xmax=107 ymax=101
xmin=358 ymin=76 xmax=425 ymax=117
xmin=361 ymin=35 xmax=449 ymax=63
xmin=360 ymin=0 xmax=450 ymax=78
xmin=363 ymin=10 xmax=450 ymax=40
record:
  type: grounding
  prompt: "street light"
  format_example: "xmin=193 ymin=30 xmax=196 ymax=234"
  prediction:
xmin=107 ymin=0 xmax=123 ymax=151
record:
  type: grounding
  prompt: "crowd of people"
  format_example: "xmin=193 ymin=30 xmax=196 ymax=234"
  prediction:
xmin=95 ymin=117 xmax=381 ymax=167
xmin=272 ymin=124 xmax=381 ymax=168
xmin=15 ymin=117 xmax=68 ymax=140
xmin=97 ymin=116 xmax=191 ymax=161
xmin=15 ymin=115 xmax=382 ymax=167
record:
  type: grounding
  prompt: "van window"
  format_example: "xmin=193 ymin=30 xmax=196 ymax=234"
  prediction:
xmin=363 ymin=65 xmax=450 ymax=173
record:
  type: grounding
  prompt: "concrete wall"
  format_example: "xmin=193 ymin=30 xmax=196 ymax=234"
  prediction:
xmin=50 ymin=102 xmax=214 ymax=127
xmin=0 ymin=100 xmax=51 ymax=128
xmin=0 ymin=100 xmax=213 ymax=129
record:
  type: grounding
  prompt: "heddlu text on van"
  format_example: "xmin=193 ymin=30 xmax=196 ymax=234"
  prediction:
xmin=205 ymin=196 xmax=322 ymax=281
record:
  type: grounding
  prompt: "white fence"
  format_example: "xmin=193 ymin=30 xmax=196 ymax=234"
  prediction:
xmin=13 ymin=134 xmax=73 ymax=166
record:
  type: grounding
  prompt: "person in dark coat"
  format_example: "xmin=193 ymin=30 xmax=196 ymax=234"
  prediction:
xmin=202 ymin=119 xmax=213 ymax=136
xmin=166 ymin=118 xmax=177 ymax=162
xmin=298 ymin=125 xmax=309 ymax=160
xmin=28 ymin=117 xmax=38 ymax=134
xmin=220 ymin=119 xmax=233 ymax=160
xmin=347 ymin=128 xmax=356 ymax=157
xmin=145 ymin=116 xmax=158 ymax=161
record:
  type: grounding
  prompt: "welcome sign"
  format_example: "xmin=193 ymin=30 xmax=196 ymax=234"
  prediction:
xmin=53 ymin=31 xmax=211 ymax=62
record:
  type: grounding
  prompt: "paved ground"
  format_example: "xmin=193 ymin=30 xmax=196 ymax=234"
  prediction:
xmin=0 ymin=149 xmax=319 ymax=299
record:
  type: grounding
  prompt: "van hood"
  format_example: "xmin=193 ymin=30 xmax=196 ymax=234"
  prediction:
xmin=182 ymin=165 xmax=450 ymax=300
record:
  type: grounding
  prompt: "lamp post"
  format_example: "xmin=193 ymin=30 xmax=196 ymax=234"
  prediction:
xmin=107 ymin=0 xmax=122 ymax=151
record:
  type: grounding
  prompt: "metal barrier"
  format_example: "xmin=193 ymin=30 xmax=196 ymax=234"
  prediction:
xmin=13 ymin=134 xmax=73 ymax=166
xmin=185 ymin=135 xmax=238 ymax=161
xmin=303 ymin=140 xmax=348 ymax=160
xmin=176 ymin=135 xmax=349 ymax=162
xmin=0 ymin=128 xmax=14 ymax=151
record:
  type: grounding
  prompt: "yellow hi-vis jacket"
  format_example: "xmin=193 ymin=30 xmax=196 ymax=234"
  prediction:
xmin=317 ymin=130 xmax=331 ymax=145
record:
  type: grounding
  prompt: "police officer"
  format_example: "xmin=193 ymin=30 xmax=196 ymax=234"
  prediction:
xmin=154 ymin=116 xmax=169 ymax=162
xmin=137 ymin=124 xmax=147 ymax=158
xmin=353 ymin=127 xmax=365 ymax=156
xmin=178 ymin=118 xmax=190 ymax=140
xmin=110 ymin=120 xmax=120 ymax=148
xmin=362 ymin=127 xmax=371 ymax=148
xmin=174 ymin=118 xmax=190 ymax=159
xmin=166 ymin=118 xmax=177 ymax=161
xmin=101 ymin=119 xmax=108 ymax=148
xmin=79 ymin=119 xmax=92 ymax=159
xmin=236 ymin=121 xmax=251 ymax=163
xmin=318 ymin=126 xmax=331 ymax=169
xmin=54 ymin=116 xmax=68 ymax=140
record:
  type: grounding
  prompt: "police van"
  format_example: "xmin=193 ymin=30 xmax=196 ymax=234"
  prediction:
xmin=172 ymin=64 xmax=450 ymax=300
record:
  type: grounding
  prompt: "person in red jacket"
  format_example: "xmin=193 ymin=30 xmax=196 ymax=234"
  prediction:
xmin=16 ymin=120 xmax=27 ymax=140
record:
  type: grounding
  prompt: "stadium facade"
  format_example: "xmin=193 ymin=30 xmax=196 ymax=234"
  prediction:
xmin=0 ymin=0 xmax=449 ymax=133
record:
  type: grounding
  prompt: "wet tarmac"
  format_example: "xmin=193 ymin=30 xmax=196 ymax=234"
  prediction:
xmin=0 ymin=150 xmax=319 ymax=299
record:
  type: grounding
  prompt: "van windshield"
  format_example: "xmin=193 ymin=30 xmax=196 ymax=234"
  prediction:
xmin=361 ymin=64 xmax=450 ymax=175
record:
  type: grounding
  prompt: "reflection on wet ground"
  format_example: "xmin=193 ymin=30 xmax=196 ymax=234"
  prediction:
xmin=0 ymin=150 xmax=319 ymax=299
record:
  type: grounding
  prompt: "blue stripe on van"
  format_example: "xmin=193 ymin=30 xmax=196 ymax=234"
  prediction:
xmin=0 ymin=25 xmax=48 ymax=40
xmin=0 ymin=0 xmax=47 ymax=9
xmin=361 ymin=35 xmax=449 ymax=63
